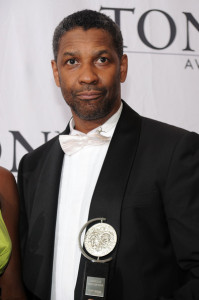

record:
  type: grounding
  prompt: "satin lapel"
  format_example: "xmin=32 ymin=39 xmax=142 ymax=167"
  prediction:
xmin=75 ymin=102 xmax=142 ymax=299
xmin=24 ymin=127 xmax=69 ymax=299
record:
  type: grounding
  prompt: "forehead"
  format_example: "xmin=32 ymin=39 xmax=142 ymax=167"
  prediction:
xmin=58 ymin=27 xmax=116 ymax=56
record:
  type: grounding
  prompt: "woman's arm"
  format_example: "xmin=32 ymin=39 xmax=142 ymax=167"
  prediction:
xmin=0 ymin=167 xmax=26 ymax=299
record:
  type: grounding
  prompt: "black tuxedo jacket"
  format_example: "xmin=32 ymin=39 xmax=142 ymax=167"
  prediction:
xmin=18 ymin=101 xmax=199 ymax=300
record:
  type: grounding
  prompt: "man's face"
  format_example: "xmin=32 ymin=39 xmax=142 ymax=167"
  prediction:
xmin=52 ymin=27 xmax=127 ymax=125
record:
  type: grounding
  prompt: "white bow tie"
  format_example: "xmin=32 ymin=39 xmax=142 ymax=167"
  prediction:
xmin=59 ymin=130 xmax=111 ymax=155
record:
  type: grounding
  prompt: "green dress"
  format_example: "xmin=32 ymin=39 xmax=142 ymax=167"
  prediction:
xmin=0 ymin=210 xmax=12 ymax=275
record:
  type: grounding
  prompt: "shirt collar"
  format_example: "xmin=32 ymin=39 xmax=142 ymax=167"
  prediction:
xmin=69 ymin=102 xmax=123 ymax=137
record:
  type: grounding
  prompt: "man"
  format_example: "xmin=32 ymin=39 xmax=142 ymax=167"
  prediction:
xmin=18 ymin=9 xmax=199 ymax=300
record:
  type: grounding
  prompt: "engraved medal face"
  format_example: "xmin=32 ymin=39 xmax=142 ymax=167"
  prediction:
xmin=84 ymin=223 xmax=117 ymax=257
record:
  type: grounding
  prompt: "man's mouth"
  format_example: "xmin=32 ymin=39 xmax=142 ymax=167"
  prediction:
xmin=76 ymin=90 xmax=105 ymax=100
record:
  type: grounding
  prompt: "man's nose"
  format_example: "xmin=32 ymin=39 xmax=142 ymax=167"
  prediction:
xmin=78 ymin=64 xmax=98 ymax=85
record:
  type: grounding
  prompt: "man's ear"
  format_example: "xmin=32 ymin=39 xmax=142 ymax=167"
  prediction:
xmin=51 ymin=60 xmax=60 ymax=87
xmin=120 ymin=54 xmax=128 ymax=83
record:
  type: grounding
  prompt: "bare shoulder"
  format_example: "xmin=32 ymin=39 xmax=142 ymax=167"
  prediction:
xmin=0 ymin=166 xmax=16 ymax=191
xmin=0 ymin=166 xmax=15 ymax=181
xmin=0 ymin=167 xmax=18 ymax=209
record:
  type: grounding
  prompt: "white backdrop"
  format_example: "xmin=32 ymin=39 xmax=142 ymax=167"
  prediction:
xmin=0 ymin=0 xmax=199 ymax=175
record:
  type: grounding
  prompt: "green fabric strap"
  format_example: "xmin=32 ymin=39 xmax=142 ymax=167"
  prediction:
xmin=0 ymin=210 xmax=12 ymax=275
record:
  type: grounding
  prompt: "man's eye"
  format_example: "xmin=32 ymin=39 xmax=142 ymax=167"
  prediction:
xmin=97 ymin=57 xmax=108 ymax=63
xmin=66 ymin=58 xmax=77 ymax=65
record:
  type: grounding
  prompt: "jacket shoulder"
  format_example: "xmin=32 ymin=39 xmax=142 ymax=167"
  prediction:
xmin=142 ymin=116 xmax=189 ymax=138
xmin=26 ymin=134 xmax=58 ymax=158
xmin=18 ymin=133 xmax=62 ymax=173
xmin=139 ymin=116 xmax=199 ymax=161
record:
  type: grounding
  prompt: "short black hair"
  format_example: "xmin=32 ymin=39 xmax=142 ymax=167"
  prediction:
xmin=53 ymin=9 xmax=123 ymax=61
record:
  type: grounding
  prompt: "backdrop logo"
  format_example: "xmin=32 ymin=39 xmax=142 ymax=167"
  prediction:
xmin=100 ymin=7 xmax=199 ymax=70
xmin=0 ymin=131 xmax=59 ymax=173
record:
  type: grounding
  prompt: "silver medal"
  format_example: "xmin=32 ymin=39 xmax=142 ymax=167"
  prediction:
xmin=84 ymin=223 xmax=117 ymax=257
xmin=78 ymin=217 xmax=117 ymax=263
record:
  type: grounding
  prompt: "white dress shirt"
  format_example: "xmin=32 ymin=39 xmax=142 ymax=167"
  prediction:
xmin=51 ymin=103 xmax=123 ymax=300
